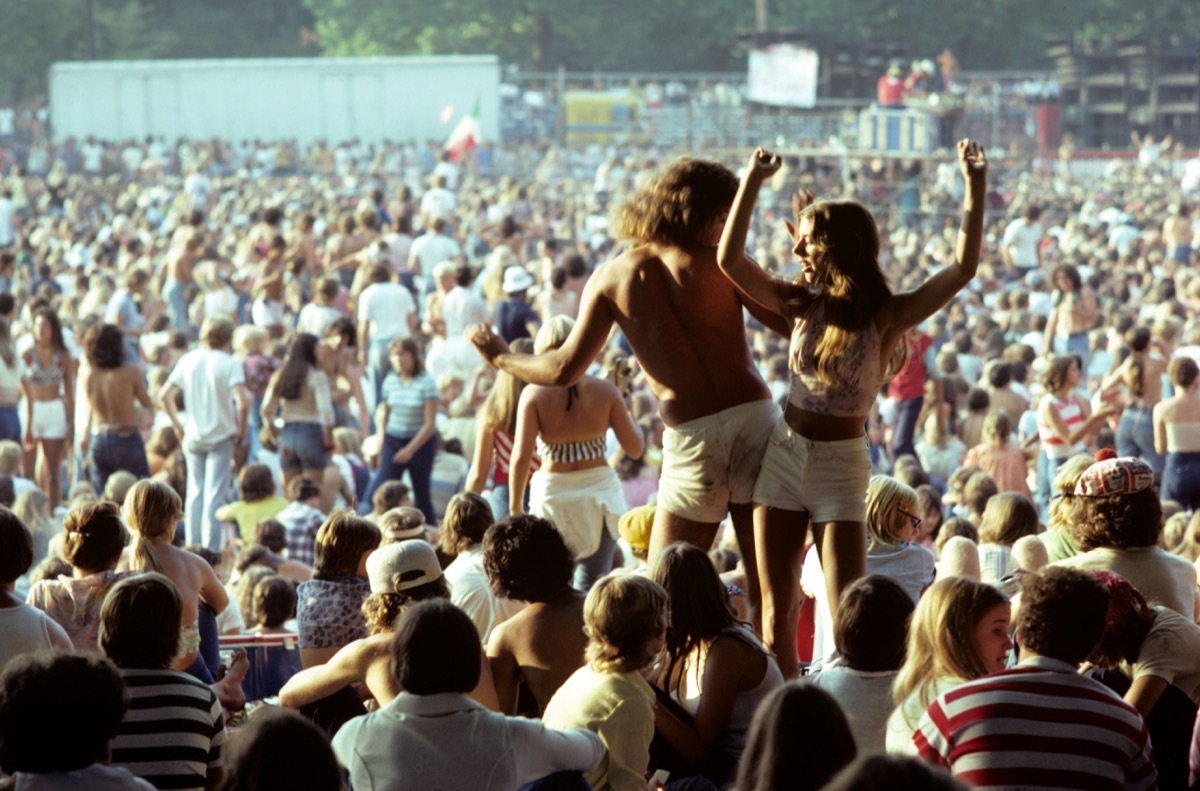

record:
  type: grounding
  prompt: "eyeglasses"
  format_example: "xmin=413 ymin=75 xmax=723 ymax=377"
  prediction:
xmin=896 ymin=508 xmax=922 ymax=530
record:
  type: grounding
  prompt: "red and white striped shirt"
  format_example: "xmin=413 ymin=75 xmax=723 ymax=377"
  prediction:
xmin=1038 ymin=394 xmax=1087 ymax=460
xmin=915 ymin=656 xmax=1157 ymax=791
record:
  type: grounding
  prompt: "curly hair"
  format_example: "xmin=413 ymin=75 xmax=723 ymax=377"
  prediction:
xmin=85 ymin=323 xmax=126 ymax=370
xmin=584 ymin=574 xmax=667 ymax=675
xmin=1017 ymin=567 xmax=1108 ymax=665
xmin=361 ymin=578 xmax=451 ymax=635
xmin=609 ymin=157 xmax=738 ymax=249
xmin=1071 ymin=488 xmax=1162 ymax=551
xmin=483 ymin=514 xmax=573 ymax=603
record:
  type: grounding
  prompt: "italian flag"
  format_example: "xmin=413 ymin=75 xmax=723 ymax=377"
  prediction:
xmin=444 ymin=99 xmax=480 ymax=161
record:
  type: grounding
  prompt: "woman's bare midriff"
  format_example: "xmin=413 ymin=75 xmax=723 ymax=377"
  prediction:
xmin=784 ymin=403 xmax=867 ymax=442
xmin=25 ymin=382 xmax=61 ymax=404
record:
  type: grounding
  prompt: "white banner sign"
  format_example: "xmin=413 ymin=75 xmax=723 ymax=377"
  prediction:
xmin=747 ymin=44 xmax=819 ymax=108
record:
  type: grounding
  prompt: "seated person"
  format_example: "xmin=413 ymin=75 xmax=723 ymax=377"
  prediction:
xmin=244 ymin=576 xmax=303 ymax=701
xmin=0 ymin=506 xmax=72 ymax=670
xmin=0 ymin=652 xmax=155 ymax=789
xmin=485 ymin=514 xmax=588 ymax=715
xmin=100 ymin=573 xmax=227 ymax=791
xmin=331 ymin=599 xmax=604 ymax=790
xmin=542 ymin=574 xmax=668 ymax=791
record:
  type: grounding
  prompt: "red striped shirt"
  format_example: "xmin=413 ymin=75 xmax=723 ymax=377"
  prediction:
xmin=915 ymin=657 xmax=1157 ymax=791
xmin=492 ymin=430 xmax=540 ymax=485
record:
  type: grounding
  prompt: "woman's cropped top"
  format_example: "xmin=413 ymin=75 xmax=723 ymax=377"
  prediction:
xmin=23 ymin=349 xmax=64 ymax=389
xmin=536 ymin=436 xmax=607 ymax=464
xmin=787 ymin=299 xmax=881 ymax=417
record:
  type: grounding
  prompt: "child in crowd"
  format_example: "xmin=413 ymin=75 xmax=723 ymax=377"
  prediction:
xmin=963 ymin=409 xmax=1031 ymax=497
xmin=215 ymin=463 xmax=289 ymax=544
xmin=975 ymin=492 xmax=1039 ymax=585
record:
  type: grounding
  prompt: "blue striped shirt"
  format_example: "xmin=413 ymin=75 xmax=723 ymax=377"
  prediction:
xmin=382 ymin=371 xmax=440 ymax=437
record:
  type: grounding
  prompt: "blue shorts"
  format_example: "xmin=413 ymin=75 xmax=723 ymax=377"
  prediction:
xmin=279 ymin=422 xmax=329 ymax=472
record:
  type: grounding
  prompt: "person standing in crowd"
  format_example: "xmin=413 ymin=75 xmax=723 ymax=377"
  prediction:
xmin=1043 ymin=264 xmax=1099 ymax=373
xmin=1155 ymin=356 xmax=1200 ymax=510
xmin=888 ymin=329 xmax=934 ymax=463
xmin=1107 ymin=327 xmax=1167 ymax=475
xmin=713 ymin=140 xmax=986 ymax=678
xmin=357 ymin=262 xmax=418 ymax=407
xmin=0 ymin=317 xmax=24 ymax=444
xmin=1035 ymin=355 xmax=1114 ymax=510
xmin=158 ymin=316 xmax=250 ymax=551
xmin=259 ymin=333 xmax=334 ymax=488
xmin=104 ymin=268 xmax=149 ymax=368
xmin=473 ymin=157 xmax=785 ymax=631
xmin=467 ymin=337 xmax=539 ymax=520
xmin=81 ymin=323 xmax=153 ymax=493
xmin=1000 ymin=204 xmax=1042 ymax=279
xmin=509 ymin=316 xmax=642 ymax=589
xmin=365 ymin=338 xmax=440 ymax=524
xmin=20 ymin=305 xmax=74 ymax=508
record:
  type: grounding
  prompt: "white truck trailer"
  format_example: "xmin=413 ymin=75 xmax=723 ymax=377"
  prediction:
xmin=49 ymin=55 xmax=500 ymax=144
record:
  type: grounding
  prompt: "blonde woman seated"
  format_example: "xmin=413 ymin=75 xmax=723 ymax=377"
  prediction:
xmin=509 ymin=316 xmax=644 ymax=590
xmin=543 ymin=574 xmax=669 ymax=791
xmin=885 ymin=577 xmax=1011 ymax=754
xmin=963 ymin=410 xmax=1031 ymax=497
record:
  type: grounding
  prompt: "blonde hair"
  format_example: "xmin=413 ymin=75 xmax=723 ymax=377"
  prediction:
xmin=891 ymin=578 xmax=1008 ymax=722
xmin=584 ymin=574 xmax=667 ymax=674
xmin=123 ymin=480 xmax=183 ymax=575
xmin=865 ymin=476 xmax=919 ymax=549
xmin=982 ymin=409 xmax=1013 ymax=449
xmin=978 ymin=493 xmax=1039 ymax=546
xmin=333 ymin=427 xmax=363 ymax=458
xmin=481 ymin=338 xmax=535 ymax=434
xmin=1046 ymin=453 xmax=1094 ymax=532
xmin=233 ymin=325 xmax=268 ymax=357
xmin=534 ymin=315 xmax=575 ymax=354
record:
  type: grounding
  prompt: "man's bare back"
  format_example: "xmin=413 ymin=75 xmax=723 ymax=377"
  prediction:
xmin=472 ymin=242 xmax=771 ymax=426
xmin=85 ymin=363 xmax=152 ymax=428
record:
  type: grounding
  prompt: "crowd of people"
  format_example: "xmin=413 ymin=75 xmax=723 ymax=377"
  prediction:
xmin=1 ymin=119 xmax=1200 ymax=791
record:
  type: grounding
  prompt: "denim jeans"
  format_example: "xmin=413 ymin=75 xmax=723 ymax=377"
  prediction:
xmin=1036 ymin=450 xmax=1072 ymax=514
xmin=1116 ymin=406 xmax=1165 ymax=476
xmin=364 ymin=433 xmax=437 ymax=524
xmin=891 ymin=396 xmax=923 ymax=462
xmin=162 ymin=280 xmax=190 ymax=335
xmin=279 ymin=421 xmax=329 ymax=472
xmin=0 ymin=404 xmax=20 ymax=443
xmin=1163 ymin=452 xmax=1200 ymax=510
xmin=572 ymin=524 xmax=616 ymax=593
xmin=370 ymin=337 xmax=396 ymax=411
xmin=1053 ymin=332 xmax=1090 ymax=377
xmin=89 ymin=430 xmax=152 ymax=493
xmin=183 ymin=436 xmax=235 ymax=551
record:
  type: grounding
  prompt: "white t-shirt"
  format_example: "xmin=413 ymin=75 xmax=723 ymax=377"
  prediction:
xmin=409 ymin=233 xmax=462 ymax=276
xmin=1001 ymin=219 xmax=1042 ymax=269
xmin=296 ymin=304 xmax=342 ymax=338
xmin=167 ymin=347 xmax=246 ymax=445
xmin=358 ymin=282 xmax=416 ymax=341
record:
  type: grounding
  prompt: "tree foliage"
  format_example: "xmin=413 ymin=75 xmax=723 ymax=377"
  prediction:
xmin=6 ymin=0 xmax=1200 ymax=104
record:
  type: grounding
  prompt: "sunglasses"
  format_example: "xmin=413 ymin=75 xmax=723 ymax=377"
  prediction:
xmin=896 ymin=508 xmax=922 ymax=530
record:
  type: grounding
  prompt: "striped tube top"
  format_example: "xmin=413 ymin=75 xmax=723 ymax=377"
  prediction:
xmin=536 ymin=436 xmax=607 ymax=464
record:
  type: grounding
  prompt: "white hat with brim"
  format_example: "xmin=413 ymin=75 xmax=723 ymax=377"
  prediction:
xmin=502 ymin=265 xmax=535 ymax=294
xmin=366 ymin=541 xmax=442 ymax=594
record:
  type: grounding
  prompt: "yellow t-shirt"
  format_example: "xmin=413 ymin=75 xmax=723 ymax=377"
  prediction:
xmin=219 ymin=496 xmax=290 ymax=543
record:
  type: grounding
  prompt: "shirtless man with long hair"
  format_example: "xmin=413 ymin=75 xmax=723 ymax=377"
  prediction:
xmin=472 ymin=157 xmax=786 ymax=619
